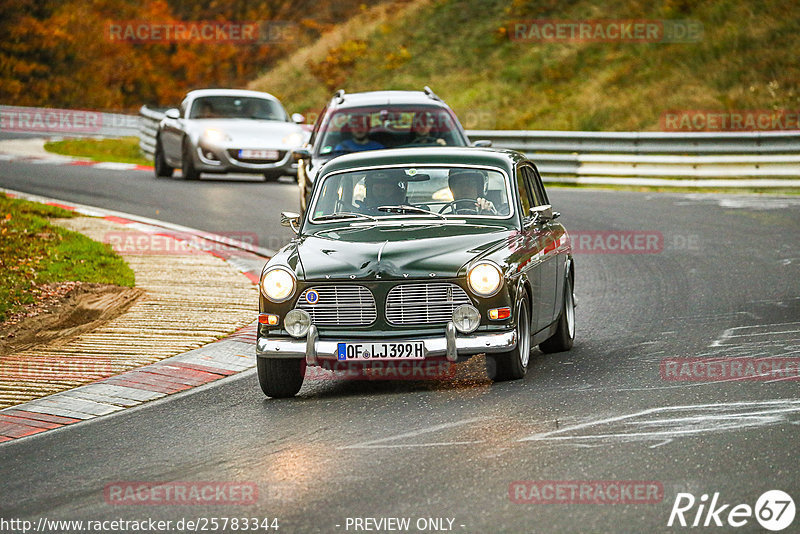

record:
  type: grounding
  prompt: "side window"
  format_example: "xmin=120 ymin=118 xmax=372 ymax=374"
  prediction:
xmin=516 ymin=165 xmax=532 ymax=217
xmin=308 ymin=105 xmax=327 ymax=147
xmin=521 ymin=166 xmax=543 ymax=206
xmin=528 ymin=165 xmax=549 ymax=206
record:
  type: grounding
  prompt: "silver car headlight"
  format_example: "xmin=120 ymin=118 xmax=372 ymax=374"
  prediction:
xmin=467 ymin=262 xmax=502 ymax=297
xmin=203 ymin=128 xmax=230 ymax=144
xmin=282 ymin=132 xmax=304 ymax=146
xmin=260 ymin=267 xmax=296 ymax=303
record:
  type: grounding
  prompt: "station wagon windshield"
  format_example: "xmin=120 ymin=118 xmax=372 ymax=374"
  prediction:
xmin=309 ymin=166 xmax=513 ymax=222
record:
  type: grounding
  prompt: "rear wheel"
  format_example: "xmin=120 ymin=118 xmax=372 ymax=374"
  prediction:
xmin=154 ymin=138 xmax=174 ymax=178
xmin=257 ymin=357 xmax=305 ymax=398
xmin=487 ymin=294 xmax=531 ymax=381
xmin=539 ymin=273 xmax=575 ymax=353
xmin=181 ymin=139 xmax=200 ymax=180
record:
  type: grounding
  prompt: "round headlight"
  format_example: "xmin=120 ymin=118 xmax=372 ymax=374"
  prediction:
xmin=453 ymin=304 xmax=480 ymax=334
xmin=260 ymin=267 xmax=296 ymax=302
xmin=284 ymin=309 xmax=311 ymax=338
xmin=467 ymin=262 xmax=502 ymax=297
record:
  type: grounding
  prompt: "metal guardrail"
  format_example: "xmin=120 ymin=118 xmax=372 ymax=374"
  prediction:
xmin=467 ymin=129 xmax=800 ymax=181
xmin=134 ymin=106 xmax=800 ymax=185
xmin=139 ymin=105 xmax=165 ymax=158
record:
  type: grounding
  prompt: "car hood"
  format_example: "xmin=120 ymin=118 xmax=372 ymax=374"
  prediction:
xmin=192 ymin=119 xmax=305 ymax=147
xmin=292 ymin=223 xmax=514 ymax=280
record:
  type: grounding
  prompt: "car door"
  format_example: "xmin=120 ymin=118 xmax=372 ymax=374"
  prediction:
xmin=513 ymin=164 xmax=547 ymax=334
xmin=522 ymin=165 xmax=559 ymax=331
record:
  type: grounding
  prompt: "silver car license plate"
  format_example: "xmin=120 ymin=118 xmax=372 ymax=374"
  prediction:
xmin=238 ymin=149 xmax=279 ymax=160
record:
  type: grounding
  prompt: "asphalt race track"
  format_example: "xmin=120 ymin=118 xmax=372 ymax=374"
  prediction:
xmin=1 ymin=156 xmax=799 ymax=533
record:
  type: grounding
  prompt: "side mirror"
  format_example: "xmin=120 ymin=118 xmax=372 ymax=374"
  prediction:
xmin=292 ymin=148 xmax=311 ymax=161
xmin=165 ymin=108 xmax=180 ymax=120
xmin=472 ymin=140 xmax=492 ymax=147
xmin=281 ymin=211 xmax=301 ymax=233
xmin=291 ymin=113 xmax=305 ymax=124
xmin=529 ymin=204 xmax=554 ymax=223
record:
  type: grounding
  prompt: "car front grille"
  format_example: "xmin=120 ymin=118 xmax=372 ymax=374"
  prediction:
xmin=386 ymin=283 xmax=471 ymax=325
xmin=295 ymin=286 xmax=376 ymax=326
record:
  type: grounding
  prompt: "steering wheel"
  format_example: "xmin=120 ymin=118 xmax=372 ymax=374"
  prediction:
xmin=438 ymin=199 xmax=479 ymax=215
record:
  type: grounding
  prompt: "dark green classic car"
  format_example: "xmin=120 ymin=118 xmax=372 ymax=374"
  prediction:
xmin=256 ymin=147 xmax=575 ymax=398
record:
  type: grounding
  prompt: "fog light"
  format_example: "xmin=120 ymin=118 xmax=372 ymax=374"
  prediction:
xmin=489 ymin=307 xmax=511 ymax=320
xmin=453 ymin=304 xmax=480 ymax=334
xmin=258 ymin=313 xmax=279 ymax=325
xmin=285 ymin=309 xmax=311 ymax=338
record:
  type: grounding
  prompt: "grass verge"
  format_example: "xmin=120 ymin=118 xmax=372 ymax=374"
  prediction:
xmin=0 ymin=194 xmax=135 ymax=322
xmin=44 ymin=137 xmax=151 ymax=166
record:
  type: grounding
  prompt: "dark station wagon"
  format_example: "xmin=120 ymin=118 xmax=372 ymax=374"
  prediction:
xmin=256 ymin=147 xmax=575 ymax=398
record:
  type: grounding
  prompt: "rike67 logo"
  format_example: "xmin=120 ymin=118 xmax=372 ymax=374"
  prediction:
xmin=668 ymin=490 xmax=795 ymax=531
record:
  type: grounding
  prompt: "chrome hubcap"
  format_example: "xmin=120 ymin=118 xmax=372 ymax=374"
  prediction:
xmin=519 ymin=299 xmax=530 ymax=368
xmin=565 ymin=280 xmax=575 ymax=339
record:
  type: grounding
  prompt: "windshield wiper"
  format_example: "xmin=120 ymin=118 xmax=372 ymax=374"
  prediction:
xmin=377 ymin=205 xmax=447 ymax=220
xmin=314 ymin=212 xmax=378 ymax=222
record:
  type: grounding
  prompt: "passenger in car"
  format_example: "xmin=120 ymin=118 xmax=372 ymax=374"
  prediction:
xmin=410 ymin=111 xmax=447 ymax=145
xmin=334 ymin=114 xmax=385 ymax=153
xmin=448 ymin=169 xmax=497 ymax=214
xmin=359 ymin=171 xmax=408 ymax=213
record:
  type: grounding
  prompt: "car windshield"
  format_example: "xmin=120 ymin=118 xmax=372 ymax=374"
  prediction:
xmin=309 ymin=166 xmax=513 ymax=222
xmin=316 ymin=106 xmax=465 ymax=156
xmin=189 ymin=96 xmax=287 ymax=120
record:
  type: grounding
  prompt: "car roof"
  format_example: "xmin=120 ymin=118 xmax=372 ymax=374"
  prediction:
xmin=185 ymin=89 xmax=282 ymax=102
xmin=330 ymin=90 xmax=450 ymax=109
xmin=319 ymin=147 xmax=526 ymax=175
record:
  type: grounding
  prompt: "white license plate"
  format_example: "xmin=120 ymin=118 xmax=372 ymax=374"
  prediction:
xmin=238 ymin=149 xmax=279 ymax=160
xmin=337 ymin=341 xmax=425 ymax=361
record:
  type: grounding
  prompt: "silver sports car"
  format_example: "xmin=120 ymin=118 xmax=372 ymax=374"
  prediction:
xmin=154 ymin=89 xmax=308 ymax=182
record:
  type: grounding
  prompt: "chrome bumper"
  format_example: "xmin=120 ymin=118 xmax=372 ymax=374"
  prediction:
xmin=256 ymin=322 xmax=517 ymax=366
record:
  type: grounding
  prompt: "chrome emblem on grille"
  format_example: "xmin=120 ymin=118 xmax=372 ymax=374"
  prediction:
xmin=305 ymin=289 xmax=320 ymax=305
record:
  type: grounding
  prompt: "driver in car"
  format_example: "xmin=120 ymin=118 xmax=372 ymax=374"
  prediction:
xmin=447 ymin=169 xmax=497 ymax=214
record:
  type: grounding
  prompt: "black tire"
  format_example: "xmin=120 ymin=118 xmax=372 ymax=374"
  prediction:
xmin=181 ymin=139 xmax=200 ymax=180
xmin=154 ymin=138 xmax=174 ymax=178
xmin=263 ymin=171 xmax=282 ymax=182
xmin=539 ymin=273 xmax=575 ymax=354
xmin=257 ymin=357 xmax=305 ymax=398
xmin=487 ymin=294 xmax=531 ymax=382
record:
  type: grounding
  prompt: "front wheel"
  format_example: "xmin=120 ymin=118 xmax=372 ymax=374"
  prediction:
xmin=487 ymin=294 xmax=531 ymax=382
xmin=539 ymin=273 xmax=575 ymax=353
xmin=154 ymin=138 xmax=174 ymax=178
xmin=263 ymin=171 xmax=282 ymax=182
xmin=257 ymin=358 xmax=305 ymax=398
xmin=181 ymin=139 xmax=200 ymax=180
